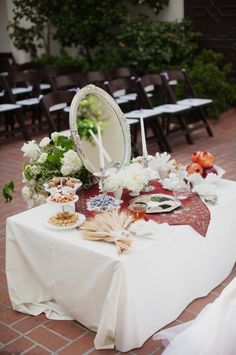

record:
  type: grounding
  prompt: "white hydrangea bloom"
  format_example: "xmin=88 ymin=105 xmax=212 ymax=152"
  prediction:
xmin=120 ymin=162 xmax=149 ymax=192
xmin=51 ymin=131 xmax=60 ymax=143
xmin=61 ymin=165 xmax=73 ymax=176
xmin=35 ymin=193 xmax=47 ymax=205
xmin=37 ymin=152 xmax=48 ymax=164
xmin=39 ymin=137 xmax=51 ymax=148
xmin=60 ymin=150 xmax=81 ymax=176
xmin=29 ymin=165 xmax=41 ymax=177
xmin=21 ymin=140 xmax=41 ymax=161
xmin=22 ymin=186 xmax=33 ymax=200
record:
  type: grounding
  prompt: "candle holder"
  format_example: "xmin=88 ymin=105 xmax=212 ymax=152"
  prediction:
xmin=93 ymin=168 xmax=108 ymax=194
xmin=141 ymin=156 xmax=155 ymax=192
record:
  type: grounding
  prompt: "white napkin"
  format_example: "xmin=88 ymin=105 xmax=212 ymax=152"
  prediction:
xmin=129 ymin=220 xmax=169 ymax=239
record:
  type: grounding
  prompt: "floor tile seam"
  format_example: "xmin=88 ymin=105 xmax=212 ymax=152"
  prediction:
xmin=16 ymin=319 xmax=50 ymax=336
xmin=183 ymin=308 xmax=197 ymax=316
xmin=71 ymin=320 xmax=92 ymax=332
xmin=1 ymin=313 xmax=29 ymax=326
xmin=54 ymin=330 xmax=91 ymax=352
xmin=0 ymin=332 xmax=22 ymax=348
xmin=40 ymin=323 xmax=83 ymax=343
xmin=0 ymin=302 xmax=11 ymax=310
xmin=151 ymin=346 xmax=165 ymax=354
xmin=22 ymin=334 xmax=57 ymax=353
xmin=21 ymin=343 xmax=41 ymax=354
xmin=83 ymin=347 xmax=96 ymax=354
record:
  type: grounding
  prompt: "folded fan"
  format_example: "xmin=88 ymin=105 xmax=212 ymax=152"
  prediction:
xmin=80 ymin=209 xmax=133 ymax=254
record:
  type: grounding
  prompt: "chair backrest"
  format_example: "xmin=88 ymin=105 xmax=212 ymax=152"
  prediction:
xmin=40 ymin=90 xmax=75 ymax=133
xmin=0 ymin=75 xmax=16 ymax=104
xmin=103 ymin=77 xmax=136 ymax=95
xmin=136 ymin=74 xmax=166 ymax=109
xmin=8 ymin=71 xmax=40 ymax=97
xmin=16 ymin=62 xmax=43 ymax=72
xmin=161 ymin=69 xmax=197 ymax=101
xmin=51 ymin=73 xmax=84 ymax=91
xmin=105 ymin=67 xmax=134 ymax=80
xmin=0 ymin=53 xmax=16 ymax=73
xmin=84 ymin=70 xmax=108 ymax=85
xmin=103 ymin=77 xmax=141 ymax=111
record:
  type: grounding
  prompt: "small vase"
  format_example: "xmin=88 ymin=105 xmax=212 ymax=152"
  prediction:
xmin=114 ymin=186 xmax=123 ymax=201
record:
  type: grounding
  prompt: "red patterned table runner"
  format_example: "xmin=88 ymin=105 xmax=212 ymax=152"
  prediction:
xmin=77 ymin=181 xmax=211 ymax=237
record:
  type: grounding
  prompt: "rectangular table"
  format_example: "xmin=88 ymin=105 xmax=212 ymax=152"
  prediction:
xmin=6 ymin=179 xmax=236 ymax=351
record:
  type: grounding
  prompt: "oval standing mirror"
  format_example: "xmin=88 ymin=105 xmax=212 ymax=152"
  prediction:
xmin=69 ymin=84 xmax=131 ymax=173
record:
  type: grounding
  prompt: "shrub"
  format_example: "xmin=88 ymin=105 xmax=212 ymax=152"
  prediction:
xmin=187 ymin=50 xmax=236 ymax=118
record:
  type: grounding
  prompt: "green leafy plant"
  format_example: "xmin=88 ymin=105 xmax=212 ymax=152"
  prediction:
xmin=2 ymin=181 xmax=15 ymax=203
xmin=94 ymin=17 xmax=198 ymax=74
xmin=187 ymin=50 xmax=236 ymax=118
xmin=21 ymin=133 xmax=89 ymax=208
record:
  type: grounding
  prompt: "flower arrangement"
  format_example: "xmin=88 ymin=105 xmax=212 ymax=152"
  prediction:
xmin=104 ymin=162 xmax=150 ymax=195
xmin=21 ymin=132 xmax=89 ymax=208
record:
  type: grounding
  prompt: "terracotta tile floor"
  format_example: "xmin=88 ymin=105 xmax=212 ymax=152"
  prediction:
xmin=0 ymin=109 xmax=236 ymax=354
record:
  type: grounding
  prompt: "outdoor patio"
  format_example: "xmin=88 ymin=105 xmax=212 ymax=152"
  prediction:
xmin=1 ymin=108 xmax=236 ymax=354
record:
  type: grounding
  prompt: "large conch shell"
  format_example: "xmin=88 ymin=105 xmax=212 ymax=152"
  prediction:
xmin=80 ymin=209 xmax=133 ymax=253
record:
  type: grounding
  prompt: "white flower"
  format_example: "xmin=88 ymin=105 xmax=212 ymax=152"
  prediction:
xmin=104 ymin=168 xmax=121 ymax=191
xmin=22 ymin=186 xmax=33 ymax=200
xmin=39 ymin=137 xmax=51 ymax=148
xmin=29 ymin=165 xmax=41 ymax=177
xmin=149 ymin=152 xmax=176 ymax=178
xmin=61 ymin=165 xmax=73 ymax=176
xmin=60 ymin=150 xmax=81 ymax=175
xmin=37 ymin=152 xmax=48 ymax=164
xmin=21 ymin=140 xmax=41 ymax=161
xmin=121 ymin=163 xmax=149 ymax=192
xmin=51 ymin=132 xmax=60 ymax=143
xmin=35 ymin=193 xmax=46 ymax=205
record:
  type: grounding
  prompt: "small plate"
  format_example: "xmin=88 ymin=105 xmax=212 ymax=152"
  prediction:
xmin=47 ymin=194 xmax=78 ymax=206
xmin=129 ymin=193 xmax=181 ymax=213
xmin=44 ymin=177 xmax=82 ymax=194
xmin=45 ymin=212 xmax=86 ymax=231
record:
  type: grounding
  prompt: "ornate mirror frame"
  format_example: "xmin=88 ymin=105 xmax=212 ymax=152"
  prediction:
xmin=69 ymin=84 xmax=131 ymax=173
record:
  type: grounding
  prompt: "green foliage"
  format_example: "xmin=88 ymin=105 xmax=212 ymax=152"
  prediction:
xmin=131 ymin=0 xmax=169 ymax=13
xmin=8 ymin=0 xmax=53 ymax=58
xmin=38 ymin=51 xmax=90 ymax=71
xmin=7 ymin=0 xmax=169 ymax=63
xmin=21 ymin=134 xmax=88 ymax=207
xmin=187 ymin=50 xmax=236 ymax=118
xmin=93 ymin=17 xmax=198 ymax=74
xmin=76 ymin=95 xmax=108 ymax=141
xmin=2 ymin=181 xmax=15 ymax=203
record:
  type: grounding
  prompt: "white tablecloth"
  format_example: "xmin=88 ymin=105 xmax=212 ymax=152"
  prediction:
xmin=6 ymin=179 xmax=236 ymax=352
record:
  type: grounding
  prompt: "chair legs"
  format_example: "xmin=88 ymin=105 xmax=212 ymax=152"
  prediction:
xmin=199 ymin=107 xmax=214 ymax=137
xmin=151 ymin=117 xmax=172 ymax=153
xmin=176 ymin=114 xmax=194 ymax=145
xmin=16 ymin=112 xmax=31 ymax=141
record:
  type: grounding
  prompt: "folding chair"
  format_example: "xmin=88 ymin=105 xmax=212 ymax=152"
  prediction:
xmin=84 ymin=70 xmax=108 ymax=86
xmin=161 ymin=69 xmax=213 ymax=140
xmin=51 ymin=73 xmax=84 ymax=92
xmin=105 ymin=67 xmax=135 ymax=81
xmin=40 ymin=90 xmax=75 ymax=134
xmin=0 ymin=75 xmax=30 ymax=140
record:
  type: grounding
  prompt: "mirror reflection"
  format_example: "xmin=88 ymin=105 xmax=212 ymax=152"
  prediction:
xmin=72 ymin=91 xmax=129 ymax=173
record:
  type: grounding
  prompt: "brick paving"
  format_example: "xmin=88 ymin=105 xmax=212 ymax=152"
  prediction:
xmin=0 ymin=108 xmax=236 ymax=354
